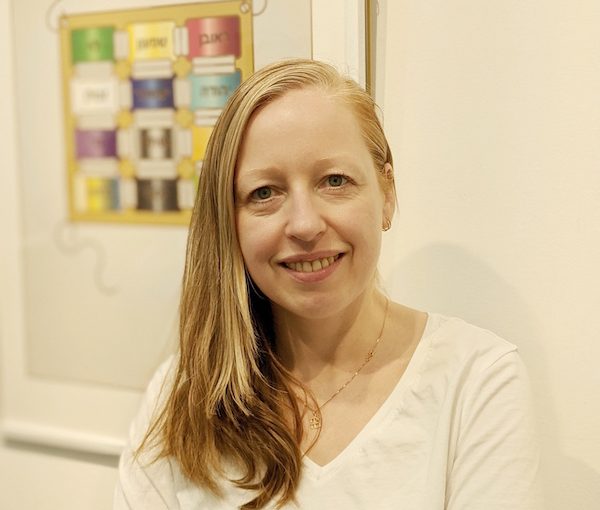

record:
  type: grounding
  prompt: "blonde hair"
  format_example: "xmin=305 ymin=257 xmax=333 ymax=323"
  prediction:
xmin=140 ymin=59 xmax=394 ymax=509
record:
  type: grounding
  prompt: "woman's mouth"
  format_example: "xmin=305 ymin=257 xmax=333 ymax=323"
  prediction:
xmin=281 ymin=254 xmax=342 ymax=273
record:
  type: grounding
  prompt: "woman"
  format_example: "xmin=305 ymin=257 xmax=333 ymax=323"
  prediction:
xmin=115 ymin=59 xmax=540 ymax=509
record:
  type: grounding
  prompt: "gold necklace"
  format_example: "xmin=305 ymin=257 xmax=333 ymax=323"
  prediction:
xmin=306 ymin=298 xmax=390 ymax=430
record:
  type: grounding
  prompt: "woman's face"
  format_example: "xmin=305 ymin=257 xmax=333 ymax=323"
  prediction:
xmin=234 ymin=87 xmax=394 ymax=319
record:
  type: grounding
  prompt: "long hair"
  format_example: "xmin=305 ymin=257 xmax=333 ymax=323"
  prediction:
xmin=139 ymin=59 xmax=394 ymax=509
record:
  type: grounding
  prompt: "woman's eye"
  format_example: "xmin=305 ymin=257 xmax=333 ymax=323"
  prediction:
xmin=251 ymin=187 xmax=273 ymax=200
xmin=327 ymin=174 xmax=348 ymax=187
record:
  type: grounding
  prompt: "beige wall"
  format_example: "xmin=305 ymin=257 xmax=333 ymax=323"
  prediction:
xmin=0 ymin=446 xmax=117 ymax=510
xmin=0 ymin=1 xmax=114 ymax=508
xmin=379 ymin=1 xmax=600 ymax=508
xmin=1 ymin=0 xmax=599 ymax=508
xmin=0 ymin=1 xmax=115 ymax=508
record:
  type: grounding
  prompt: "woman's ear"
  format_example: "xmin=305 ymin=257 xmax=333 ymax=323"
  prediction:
xmin=382 ymin=163 xmax=396 ymax=228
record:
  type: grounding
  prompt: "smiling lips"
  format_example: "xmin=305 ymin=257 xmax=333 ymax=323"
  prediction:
xmin=282 ymin=254 xmax=342 ymax=273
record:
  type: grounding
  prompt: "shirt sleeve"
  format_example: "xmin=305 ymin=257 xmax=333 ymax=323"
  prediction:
xmin=114 ymin=357 xmax=180 ymax=510
xmin=446 ymin=350 xmax=542 ymax=510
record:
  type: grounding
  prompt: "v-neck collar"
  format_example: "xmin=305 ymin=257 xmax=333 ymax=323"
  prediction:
xmin=300 ymin=313 xmax=439 ymax=483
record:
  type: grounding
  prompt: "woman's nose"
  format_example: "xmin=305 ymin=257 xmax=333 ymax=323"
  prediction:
xmin=283 ymin=191 xmax=326 ymax=242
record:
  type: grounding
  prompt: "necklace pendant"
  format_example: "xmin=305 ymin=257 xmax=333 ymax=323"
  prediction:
xmin=309 ymin=413 xmax=321 ymax=430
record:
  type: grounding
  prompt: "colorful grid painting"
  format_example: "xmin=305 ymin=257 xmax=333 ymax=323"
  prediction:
xmin=60 ymin=1 xmax=254 ymax=225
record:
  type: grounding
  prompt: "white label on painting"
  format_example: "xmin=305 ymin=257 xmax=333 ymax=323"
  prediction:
xmin=177 ymin=179 xmax=195 ymax=209
xmin=71 ymin=78 xmax=119 ymax=115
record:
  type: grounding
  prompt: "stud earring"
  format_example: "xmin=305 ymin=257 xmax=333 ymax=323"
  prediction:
xmin=382 ymin=218 xmax=392 ymax=232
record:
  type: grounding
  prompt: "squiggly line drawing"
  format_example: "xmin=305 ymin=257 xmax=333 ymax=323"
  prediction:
xmin=253 ymin=0 xmax=268 ymax=16
xmin=45 ymin=0 xmax=66 ymax=33
xmin=240 ymin=0 xmax=268 ymax=16
xmin=53 ymin=221 xmax=119 ymax=296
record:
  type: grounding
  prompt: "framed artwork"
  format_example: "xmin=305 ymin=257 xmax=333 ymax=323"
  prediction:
xmin=1 ymin=0 xmax=375 ymax=456
xmin=60 ymin=1 xmax=254 ymax=225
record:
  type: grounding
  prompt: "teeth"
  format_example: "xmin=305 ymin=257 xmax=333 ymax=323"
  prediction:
xmin=285 ymin=255 xmax=340 ymax=273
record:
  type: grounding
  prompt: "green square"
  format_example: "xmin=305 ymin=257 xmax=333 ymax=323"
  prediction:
xmin=71 ymin=27 xmax=114 ymax=63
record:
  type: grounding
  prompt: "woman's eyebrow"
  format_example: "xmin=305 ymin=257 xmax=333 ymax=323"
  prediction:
xmin=234 ymin=167 xmax=282 ymax=194
xmin=237 ymin=166 xmax=282 ymax=179
xmin=313 ymin=156 xmax=361 ymax=171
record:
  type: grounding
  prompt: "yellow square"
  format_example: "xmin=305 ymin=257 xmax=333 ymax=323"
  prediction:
xmin=128 ymin=22 xmax=176 ymax=61
xmin=192 ymin=125 xmax=213 ymax=160
xmin=87 ymin=178 xmax=117 ymax=211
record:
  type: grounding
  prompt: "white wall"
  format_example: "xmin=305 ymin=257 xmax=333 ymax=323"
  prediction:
xmin=1 ymin=1 xmax=599 ymax=509
xmin=0 ymin=0 xmax=119 ymax=508
xmin=0 ymin=445 xmax=117 ymax=510
xmin=379 ymin=1 xmax=600 ymax=508
xmin=0 ymin=2 xmax=113 ymax=509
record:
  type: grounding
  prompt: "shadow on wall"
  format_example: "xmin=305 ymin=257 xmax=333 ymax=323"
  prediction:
xmin=2 ymin=438 xmax=119 ymax=469
xmin=383 ymin=242 xmax=600 ymax=510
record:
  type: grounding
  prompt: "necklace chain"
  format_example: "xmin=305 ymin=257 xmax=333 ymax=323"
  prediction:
xmin=307 ymin=298 xmax=390 ymax=430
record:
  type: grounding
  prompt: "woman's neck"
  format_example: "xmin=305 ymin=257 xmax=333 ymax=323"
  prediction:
xmin=273 ymin=289 xmax=389 ymax=383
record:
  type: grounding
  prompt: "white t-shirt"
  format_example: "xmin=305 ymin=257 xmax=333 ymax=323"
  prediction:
xmin=114 ymin=314 xmax=541 ymax=509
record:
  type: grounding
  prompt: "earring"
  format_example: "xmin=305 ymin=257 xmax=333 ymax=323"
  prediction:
xmin=382 ymin=218 xmax=391 ymax=232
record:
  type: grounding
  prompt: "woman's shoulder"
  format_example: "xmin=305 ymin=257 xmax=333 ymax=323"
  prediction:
xmin=127 ymin=354 xmax=179 ymax=448
xmin=419 ymin=312 xmax=523 ymax=380
xmin=145 ymin=354 xmax=179 ymax=402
